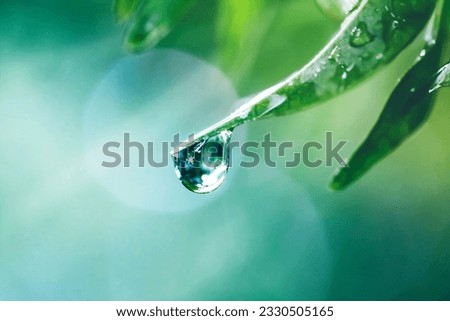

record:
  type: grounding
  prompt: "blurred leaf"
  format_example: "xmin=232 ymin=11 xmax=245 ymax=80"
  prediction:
xmin=217 ymin=0 xmax=279 ymax=87
xmin=121 ymin=0 xmax=198 ymax=52
xmin=113 ymin=0 xmax=141 ymax=23
xmin=315 ymin=0 xmax=360 ymax=21
xmin=330 ymin=1 xmax=447 ymax=190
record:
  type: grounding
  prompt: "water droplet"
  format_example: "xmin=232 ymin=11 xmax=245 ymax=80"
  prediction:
xmin=261 ymin=94 xmax=287 ymax=117
xmin=391 ymin=20 xmax=399 ymax=30
xmin=349 ymin=22 xmax=375 ymax=47
xmin=329 ymin=46 xmax=339 ymax=60
xmin=172 ymin=130 xmax=232 ymax=194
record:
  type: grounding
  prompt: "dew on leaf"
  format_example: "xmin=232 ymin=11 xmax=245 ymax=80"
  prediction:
xmin=349 ymin=22 xmax=375 ymax=47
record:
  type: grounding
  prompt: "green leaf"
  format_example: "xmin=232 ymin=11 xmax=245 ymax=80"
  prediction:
xmin=330 ymin=1 xmax=447 ymax=190
xmin=176 ymin=0 xmax=441 ymax=159
xmin=267 ymin=0 xmax=439 ymax=117
xmin=430 ymin=61 xmax=450 ymax=92
xmin=122 ymin=0 xmax=198 ymax=52
xmin=113 ymin=0 xmax=141 ymax=23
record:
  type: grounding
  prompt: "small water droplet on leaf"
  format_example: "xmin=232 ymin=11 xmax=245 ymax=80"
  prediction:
xmin=349 ymin=22 xmax=375 ymax=47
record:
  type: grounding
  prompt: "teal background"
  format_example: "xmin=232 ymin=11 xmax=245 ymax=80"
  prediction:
xmin=0 ymin=0 xmax=449 ymax=300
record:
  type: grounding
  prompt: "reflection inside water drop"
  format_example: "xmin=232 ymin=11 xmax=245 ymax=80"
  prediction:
xmin=172 ymin=130 xmax=233 ymax=194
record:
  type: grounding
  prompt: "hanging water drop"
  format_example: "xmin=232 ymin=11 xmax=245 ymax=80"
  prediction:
xmin=349 ymin=22 xmax=375 ymax=47
xmin=172 ymin=130 xmax=233 ymax=194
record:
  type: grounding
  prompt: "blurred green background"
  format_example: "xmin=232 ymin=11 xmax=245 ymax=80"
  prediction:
xmin=0 ymin=0 xmax=449 ymax=300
